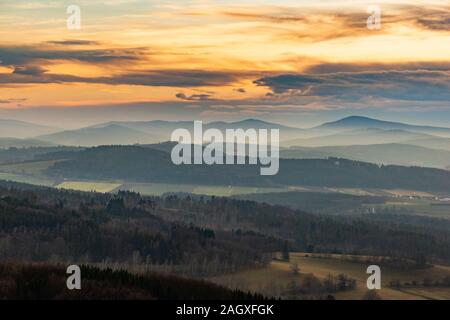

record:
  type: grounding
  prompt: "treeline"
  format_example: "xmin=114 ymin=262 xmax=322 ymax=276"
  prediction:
xmin=285 ymin=273 xmax=357 ymax=300
xmin=234 ymin=191 xmax=385 ymax=214
xmin=0 ymin=146 xmax=82 ymax=164
xmin=44 ymin=145 xmax=450 ymax=192
xmin=389 ymin=276 xmax=450 ymax=289
xmin=0 ymin=263 xmax=264 ymax=300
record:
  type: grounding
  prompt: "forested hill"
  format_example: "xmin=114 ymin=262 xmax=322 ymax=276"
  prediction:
xmin=1 ymin=180 xmax=450 ymax=266
xmin=44 ymin=145 xmax=450 ymax=192
xmin=0 ymin=263 xmax=263 ymax=300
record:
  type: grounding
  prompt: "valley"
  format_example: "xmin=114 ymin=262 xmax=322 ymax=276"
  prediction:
xmin=0 ymin=115 xmax=449 ymax=300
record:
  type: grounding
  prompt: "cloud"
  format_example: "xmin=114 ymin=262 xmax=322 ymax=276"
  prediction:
xmin=0 ymin=69 xmax=242 ymax=87
xmin=0 ymin=42 xmax=246 ymax=88
xmin=13 ymin=65 xmax=48 ymax=76
xmin=417 ymin=16 xmax=450 ymax=31
xmin=304 ymin=62 xmax=450 ymax=74
xmin=176 ymin=93 xmax=214 ymax=101
xmin=46 ymin=40 xmax=101 ymax=46
xmin=0 ymin=98 xmax=26 ymax=104
xmin=0 ymin=44 xmax=147 ymax=67
xmin=255 ymin=68 xmax=450 ymax=102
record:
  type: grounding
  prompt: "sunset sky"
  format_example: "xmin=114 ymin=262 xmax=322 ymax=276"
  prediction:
xmin=0 ymin=0 xmax=449 ymax=128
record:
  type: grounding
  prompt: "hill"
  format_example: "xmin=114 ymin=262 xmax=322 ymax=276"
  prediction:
xmin=37 ymin=124 xmax=159 ymax=146
xmin=38 ymin=119 xmax=304 ymax=146
xmin=0 ymin=263 xmax=260 ymax=300
xmin=0 ymin=137 xmax=55 ymax=149
xmin=280 ymin=144 xmax=450 ymax=169
xmin=284 ymin=128 xmax=436 ymax=147
xmin=43 ymin=145 xmax=450 ymax=192
xmin=211 ymin=253 xmax=450 ymax=300
xmin=318 ymin=116 xmax=450 ymax=137
xmin=0 ymin=119 xmax=59 ymax=139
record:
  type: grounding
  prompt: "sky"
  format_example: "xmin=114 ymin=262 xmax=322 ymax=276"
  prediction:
xmin=0 ymin=0 xmax=449 ymax=128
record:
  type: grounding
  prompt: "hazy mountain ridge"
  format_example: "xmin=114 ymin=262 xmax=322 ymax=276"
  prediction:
xmin=281 ymin=143 xmax=450 ymax=169
xmin=37 ymin=124 xmax=159 ymax=147
xmin=318 ymin=116 xmax=450 ymax=137
xmin=0 ymin=137 xmax=55 ymax=149
xmin=0 ymin=119 xmax=59 ymax=139
xmin=1 ymin=116 xmax=450 ymax=157
xmin=284 ymin=127 xmax=437 ymax=147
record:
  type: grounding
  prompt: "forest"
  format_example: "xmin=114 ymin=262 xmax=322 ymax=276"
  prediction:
xmin=43 ymin=145 xmax=450 ymax=192
xmin=1 ymin=180 xmax=449 ymax=273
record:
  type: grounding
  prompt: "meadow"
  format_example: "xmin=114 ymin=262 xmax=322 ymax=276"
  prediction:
xmin=120 ymin=182 xmax=289 ymax=197
xmin=210 ymin=253 xmax=450 ymax=300
xmin=57 ymin=181 xmax=122 ymax=193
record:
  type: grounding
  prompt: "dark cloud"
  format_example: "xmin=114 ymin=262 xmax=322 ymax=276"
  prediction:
xmin=0 ymin=45 xmax=146 ymax=67
xmin=417 ymin=16 xmax=450 ymax=31
xmin=13 ymin=65 xmax=48 ymax=76
xmin=255 ymin=69 xmax=450 ymax=101
xmin=176 ymin=93 xmax=214 ymax=101
xmin=234 ymin=88 xmax=246 ymax=93
xmin=304 ymin=62 xmax=450 ymax=74
xmin=46 ymin=40 xmax=100 ymax=46
xmin=0 ymin=43 xmax=244 ymax=87
xmin=0 ymin=69 xmax=241 ymax=87
xmin=0 ymin=98 xmax=26 ymax=104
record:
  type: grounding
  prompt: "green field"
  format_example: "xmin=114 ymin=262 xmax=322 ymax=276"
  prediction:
xmin=0 ymin=160 xmax=58 ymax=187
xmin=121 ymin=182 xmax=289 ymax=197
xmin=375 ymin=198 xmax=450 ymax=219
xmin=0 ymin=172 xmax=55 ymax=187
xmin=56 ymin=181 xmax=122 ymax=193
xmin=210 ymin=253 xmax=450 ymax=300
xmin=0 ymin=160 xmax=59 ymax=175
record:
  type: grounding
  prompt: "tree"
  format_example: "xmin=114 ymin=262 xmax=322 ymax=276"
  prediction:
xmin=290 ymin=263 xmax=300 ymax=275
xmin=362 ymin=290 xmax=382 ymax=300
xmin=282 ymin=241 xmax=290 ymax=261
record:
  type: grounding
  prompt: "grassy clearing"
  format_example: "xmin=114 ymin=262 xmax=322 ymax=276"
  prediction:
xmin=377 ymin=198 xmax=450 ymax=218
xmin=0 ymin=172 xmax=55 ymax=186
xmin=121 ymin=182 xmax=289 ymax=197
xmin=57 ymin=181 xmax=122 ymax=193
xmin=210 ymin=253 xmax=450 ymax=300
xmin=0 ymin=160 xmax=59 ymax=175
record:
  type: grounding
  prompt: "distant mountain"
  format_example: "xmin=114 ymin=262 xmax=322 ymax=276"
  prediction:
xmin=403 ymin=137 xmax=450 ymax=152
xmin=37 ymin=124 xmax=159 ymax=147
xmin=318 ymin=116 xmax=450 ymax=137
xmin=28 ymin=116 xmax=450 ymax=149
xmin=281 ymin=143 xmax=450 ymax=169
xmin=284 ymin=127 xmax=434 ymax=147
xmin=91 ymin=120 xmax=193 ymax=141
xmin=48 ymin=119 xmax=304 ymax=146
xmin=207 ymin=119 xmax=297 ymax=131
xmin=0 ymin=119 xmax=59 ymax=139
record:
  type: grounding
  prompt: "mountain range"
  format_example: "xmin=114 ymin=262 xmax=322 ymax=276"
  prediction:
xmin=318 ymin=116 xmax=450 ymax=137
xmin=0 ymin=119 xmax=59 ymax=139
xmin=0 ymin=116 xmax=449 ymax=170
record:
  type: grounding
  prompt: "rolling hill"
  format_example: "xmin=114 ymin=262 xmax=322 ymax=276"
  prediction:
xmin=43 ymin=145 xmax=450 ymax=192
xmin=281 ymin=144 xmax=450 ymax=169
xmin=37 ymin=124 xmax=159 ymax=146
xmin=284 ymin=128 xmax=435 ymax=147
xmin=0 ymin=137 xmax=55 ymax=149
xmin=38 ymin=119 xmax=304 ymax=146
xmin=0 ymin=119 xmax=59 ymax=139
xmin=317 ymin=116 xmax=450 ymax=137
